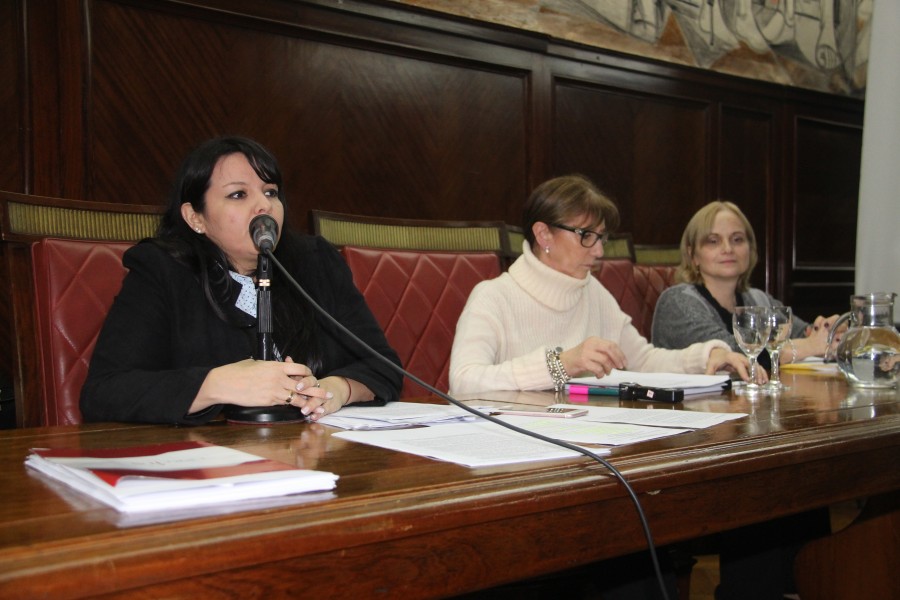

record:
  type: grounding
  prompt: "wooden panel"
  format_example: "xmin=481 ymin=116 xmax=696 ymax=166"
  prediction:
xmin=794 ymin=117 xmax=861 ymax=268
xmin=87 ymin=0 xmax=531 ymax=231
xmin=25 ymin=0 xmax=87 ymax=197
xmin=552 ymin=77 xmax=710 ymax=245
xmin=0 ymin=2 xmax=21 ymax=194
xmin=719 ymin=106 xmax=775 ymax=292
xmin=0 ymin=2 xmax=22 ymax=398
xmin=791 ymin=115 xmax=862 ymax=317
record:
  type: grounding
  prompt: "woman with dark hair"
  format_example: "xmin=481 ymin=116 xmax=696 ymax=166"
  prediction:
xmin=449 ymin=174 xmax=751 ymax=396
xmin=81 ymin=136 xmax=401 ymax=424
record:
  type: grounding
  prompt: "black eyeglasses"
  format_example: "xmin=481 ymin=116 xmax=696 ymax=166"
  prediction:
xmin=550 ymin=223 xmax=609 ymax=248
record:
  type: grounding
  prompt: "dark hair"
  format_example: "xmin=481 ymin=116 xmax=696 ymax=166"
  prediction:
xmin=154 ymin=136 xmax=320 ymax=370
xmin=522 ymin=174 xmax=620 ymax=248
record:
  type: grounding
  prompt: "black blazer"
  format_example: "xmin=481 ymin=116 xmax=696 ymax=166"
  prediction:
xmin=80 ymin=235 xmax=402 ymax=424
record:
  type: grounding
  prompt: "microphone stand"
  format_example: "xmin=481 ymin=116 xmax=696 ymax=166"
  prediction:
xmin=257 ymin=253 xmax=274 ymax=361
xmin=224 ymin=251 xmax=306 ymax=425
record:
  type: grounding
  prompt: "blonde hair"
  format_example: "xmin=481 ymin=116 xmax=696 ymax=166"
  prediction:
xmin=676 ymin=201 xmax=758 ymax=292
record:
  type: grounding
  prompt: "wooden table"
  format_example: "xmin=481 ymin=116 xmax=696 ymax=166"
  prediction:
xmin=0 ymin=372 xmax=898 ymax=599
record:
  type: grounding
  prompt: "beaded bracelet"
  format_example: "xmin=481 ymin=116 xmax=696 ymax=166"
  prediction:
xmin=785 ymin=338 xmax=798 ymax=364
xmin=545 ymin=346 xmax=570 ymax=392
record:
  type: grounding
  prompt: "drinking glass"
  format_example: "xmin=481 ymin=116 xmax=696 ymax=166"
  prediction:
xmin=732 ymin=306 xmax=772 ymax=393
xmin=764 ymin=306 xmax=793 ymax=391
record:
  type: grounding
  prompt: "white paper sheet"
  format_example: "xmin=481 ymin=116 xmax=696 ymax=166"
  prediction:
xmin=570 ymin=369 xmax=732 ymax=396
xmin=565 ymin=404 xmax=746 ymax=429
xmin=318 ymin=401 xmax=490 ymax=430
xmin=334 ymin=421 xmax=592 ymax=467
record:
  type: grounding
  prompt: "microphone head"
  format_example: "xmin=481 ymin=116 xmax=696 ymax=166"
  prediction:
xmin=249 ymin=214 xmax=279 ymax=253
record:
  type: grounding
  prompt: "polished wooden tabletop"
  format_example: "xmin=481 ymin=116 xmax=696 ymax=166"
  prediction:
xmin=0 ymin=372 xmax=898 ymax=599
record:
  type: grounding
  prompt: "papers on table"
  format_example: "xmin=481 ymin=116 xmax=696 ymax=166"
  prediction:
xmin=333 ymin=401 xmax=747 ymax=468
xmin=317 ymin=401 xmax=491 ymax=430
xmin=335 ymin=421 xmax=587 ymax=467
xmin=780 ymin=358 xmax=840 ymax=374
xmin=575 ymin=404 xmax=746 ymax=429
xmin=568 ymin=370 xmax=732 ymax=397
xmin=26 ymin=441 xmax=338 ymax=513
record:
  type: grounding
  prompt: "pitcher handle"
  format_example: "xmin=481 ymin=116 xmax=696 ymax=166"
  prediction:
xmin=824 ymin=312 xmax=850 ymax=362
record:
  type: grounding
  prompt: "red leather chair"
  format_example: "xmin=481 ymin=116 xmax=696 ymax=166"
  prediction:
xmin=342 ymin=246 xmax=502 ymax=397
xmin=31 ymin=239 xmax=132 ymax=425
xmin=594 ymin=260 xmax=676 ymax=339
xmin=1 ymin=190 xmax=161 ymax=427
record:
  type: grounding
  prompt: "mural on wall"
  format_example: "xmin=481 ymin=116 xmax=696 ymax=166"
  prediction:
xmin=392 ymin=0 xmax=872 ymax=96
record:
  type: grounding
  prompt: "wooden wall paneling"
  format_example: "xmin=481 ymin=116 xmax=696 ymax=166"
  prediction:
xmin=0 ymin=2 xmax=23 ymax=394
xmin=790 ymin=110 xmax=862 ymax=318
xmin=550 ymin=72 xmax=712 ymax=247
xmin=84 ymin=0 xmax=535 ymax=232
xmin=718 ymin=105 xmax=777 ymax=293
xmin=0 ymin=1 xmax=23 ymax=195
xmin=2 ymin=243 xmax=40 ymax=428
xmin=25 ymin=0 xmax=87 ymax=198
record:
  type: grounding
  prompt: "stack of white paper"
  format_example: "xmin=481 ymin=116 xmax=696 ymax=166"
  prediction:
xmin=569 ymin=370 xmax=732 ymax=396
xmin=26 ymin=441 xmax=338 ymax=513
xmin=318 ymin=401 xmax=491 ymax=430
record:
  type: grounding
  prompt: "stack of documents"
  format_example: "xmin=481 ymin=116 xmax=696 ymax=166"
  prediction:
xmin=318 ymin=401 xmax=492 ymax=430
xmin=566 ymin=370 xmax=732 ymax=397
xmin=333 ymin=403 xmax=746 ymax=468
xmin=26 ymin=441 xmax=338 ymax=513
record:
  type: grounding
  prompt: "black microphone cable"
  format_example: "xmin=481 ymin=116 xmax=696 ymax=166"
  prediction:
xmin=267 ymin=248 xmax=671 ymax=600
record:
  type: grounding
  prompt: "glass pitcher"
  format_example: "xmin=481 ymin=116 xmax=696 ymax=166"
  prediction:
xmin=826 ymin=292 xmax=900 ymax=388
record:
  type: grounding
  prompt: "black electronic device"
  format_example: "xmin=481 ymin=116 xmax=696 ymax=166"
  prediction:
xmin=618 ymin=383 xmax=684 ymax=403
xmin=224 ymin=217 xmax=305 ymax=425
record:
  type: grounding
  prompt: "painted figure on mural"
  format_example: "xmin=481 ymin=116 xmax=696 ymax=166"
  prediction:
xmin=392 ymin=1 xmax=871 ymax=93
xmin=576 ymin=0 xmax=870 ymax=91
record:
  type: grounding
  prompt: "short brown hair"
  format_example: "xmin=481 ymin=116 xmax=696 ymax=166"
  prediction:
xmin=522 ymin=174 xmax=620 ymax=247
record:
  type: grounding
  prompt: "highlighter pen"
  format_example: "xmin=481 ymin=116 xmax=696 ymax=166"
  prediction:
xmin=566 ymin=384 xmax=619 ymax=396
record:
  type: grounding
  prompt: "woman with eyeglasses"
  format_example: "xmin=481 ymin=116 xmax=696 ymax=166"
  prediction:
xmin=651 ymin=200 xmax=837 ymax=369
xmin=449 ymin=174 xmax=751 ymax=395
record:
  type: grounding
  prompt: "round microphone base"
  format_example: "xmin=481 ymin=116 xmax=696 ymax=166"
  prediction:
xmin=224 ymin=405 xmax=307 ymax=425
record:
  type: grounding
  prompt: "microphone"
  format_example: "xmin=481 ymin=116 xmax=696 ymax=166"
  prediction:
xmin=224 ymin=214 xmax=305 ymax=425
xmin=250 ymin=214 xmax=279 ymax=253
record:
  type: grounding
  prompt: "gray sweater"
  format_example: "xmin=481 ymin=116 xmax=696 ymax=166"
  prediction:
xmin=651 ymin=283 xmax=809 ymax=352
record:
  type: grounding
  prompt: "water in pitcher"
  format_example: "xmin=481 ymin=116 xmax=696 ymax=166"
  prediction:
xmin=829 ymin=292 xmax=900 ymax=389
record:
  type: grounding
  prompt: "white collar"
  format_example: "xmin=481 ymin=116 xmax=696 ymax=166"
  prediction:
xmin=229 ymin=271 xmax=257 ymax=317
xmin=507 ymin=241 xmax=591 ymax=311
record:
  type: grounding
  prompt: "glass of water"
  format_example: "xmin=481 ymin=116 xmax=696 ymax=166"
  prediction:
xmin=733 ymin=306 xmax=772 ymax=393
xmin=764 ymin=306 xmax=793 ymax=391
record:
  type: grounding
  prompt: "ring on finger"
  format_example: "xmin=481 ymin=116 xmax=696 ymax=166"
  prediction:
xmin=286 ymin=391 xmax=294 ymax=405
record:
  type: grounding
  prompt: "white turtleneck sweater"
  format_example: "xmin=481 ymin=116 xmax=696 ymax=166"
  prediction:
xmin=449 ymin=242 xmax=729 ymax=394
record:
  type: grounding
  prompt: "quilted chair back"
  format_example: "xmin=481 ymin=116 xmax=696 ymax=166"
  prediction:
xmin=594 ymin=260 xmax=677 ymax=339
xmin=31 ymin=239 xmax=132 ymax=425
xmin=342 ymin=246 xmax=502 ymax=398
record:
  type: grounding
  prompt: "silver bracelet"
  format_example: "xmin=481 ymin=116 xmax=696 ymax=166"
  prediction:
xmin=785 ymin=338 xmax=797 ymax=364
xmin=545 ymin=346 xmax=570 ymax=392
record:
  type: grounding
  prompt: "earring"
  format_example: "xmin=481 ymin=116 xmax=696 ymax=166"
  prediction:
xmin=195 ymin=228 xmax=202 ymax=234
xmin=544 ymin=247 xmax=550 ymax=254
